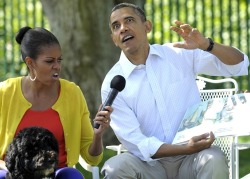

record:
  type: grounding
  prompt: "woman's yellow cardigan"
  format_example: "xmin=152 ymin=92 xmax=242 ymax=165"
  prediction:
xmin=0 ymin=77 xmax=102 ymax=166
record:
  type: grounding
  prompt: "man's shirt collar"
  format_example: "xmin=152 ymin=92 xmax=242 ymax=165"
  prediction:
xmin=119 ymin=44 xmax=164 ymax=79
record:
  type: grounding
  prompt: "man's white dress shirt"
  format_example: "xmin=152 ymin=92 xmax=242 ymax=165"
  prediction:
xmin=101 ymin=43 xmax=249 ymax=162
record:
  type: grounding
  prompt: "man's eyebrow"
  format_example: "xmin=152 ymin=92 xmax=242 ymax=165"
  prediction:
xmin=124 ymin=16 xmax=134 ymax=20
xmin=111 ymin=20 xmax=118 ymax=27
xmin=111 ymin=16 xmax=135 ymax=26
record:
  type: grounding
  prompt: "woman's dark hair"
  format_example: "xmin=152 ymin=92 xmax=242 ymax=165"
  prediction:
xmin=15 ymin=26 xmax=60 ymax=61
xmin=111 ymin=3 xmax=146 ymax=22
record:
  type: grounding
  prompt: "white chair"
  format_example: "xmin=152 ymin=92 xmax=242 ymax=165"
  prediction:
xmin=73 ymin=156 xmax=100 ymax=179
xmin=106 ymin=75 xmax=250 ymax=179
xmin=196 ymin=76 xmax=238 ymax=179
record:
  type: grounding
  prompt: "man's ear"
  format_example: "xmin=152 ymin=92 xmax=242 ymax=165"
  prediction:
xmin=145 ymin=20 xmax=152 ymax=33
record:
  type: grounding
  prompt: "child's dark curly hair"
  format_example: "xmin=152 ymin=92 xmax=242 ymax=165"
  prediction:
xmin=5 ymin=126 xmax=59 ymax=179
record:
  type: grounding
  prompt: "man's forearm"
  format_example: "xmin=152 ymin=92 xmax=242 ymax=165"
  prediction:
xmin=209 ymin=42 xmax=244 ymax=65
xmin=152 ymin=143 xmax=192 ymax=159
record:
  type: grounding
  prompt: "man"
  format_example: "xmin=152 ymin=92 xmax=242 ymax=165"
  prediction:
xmin=101 ymin=2 xmax=249 ymax=179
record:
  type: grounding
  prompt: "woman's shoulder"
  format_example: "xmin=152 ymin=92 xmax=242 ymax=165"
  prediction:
xmin=59 ymin=78 xmax=79 ymax=88
xmin=0 ymin=77 xmax=22 ymax=90
xmin=58 ymin=79 xmax=86 ymax=106
xmin=59 ymin=78 xmax=82 ymax=94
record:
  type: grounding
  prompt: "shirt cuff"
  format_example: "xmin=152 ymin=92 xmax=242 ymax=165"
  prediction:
xmin=221 ymin=54 xmax=249 ymax=76
xmin=137 ymin=136 xmax=164 ymax=162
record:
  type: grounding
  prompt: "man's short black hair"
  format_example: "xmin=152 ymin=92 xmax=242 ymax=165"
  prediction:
xmin=111 ymin=2 xmax=146 ymax=22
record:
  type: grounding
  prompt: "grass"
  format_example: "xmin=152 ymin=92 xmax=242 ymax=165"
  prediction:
xmin=76 ymin=149 xmax=116 ymax=179
xmin=78 ymin=137 xmax=250 ymax=179
xmin=239 ymin=136 xmax=250 ymax=178
xmin=240 ymin=148 xmax=250 ymax=178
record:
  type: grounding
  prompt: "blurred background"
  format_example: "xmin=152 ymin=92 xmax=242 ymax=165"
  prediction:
xmin=0 ymin=0 xmax=249 ymax=178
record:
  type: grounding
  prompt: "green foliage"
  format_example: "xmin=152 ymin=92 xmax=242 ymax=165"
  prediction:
xmin=146 ymin=0 xmax=249 ymax=52
xmin=0 ymin=0 xmax=50 ymax=81
xmin=240 ymin=149 xmax=250 ymax=178
xmin=239 ymin=136 xmax=250 ymax=177
xmin=76 ymin=149 xmax=117 ymax=179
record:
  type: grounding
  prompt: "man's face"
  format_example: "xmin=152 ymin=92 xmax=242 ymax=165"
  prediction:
xmin=110 ymin=7 xmax=151 ymax=55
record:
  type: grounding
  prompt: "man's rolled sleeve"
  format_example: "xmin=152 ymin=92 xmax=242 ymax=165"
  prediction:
xmin=137 ymin=136 xmax=164 ymax=162
xmin=220 ymin=54 xmax=249 ymax=76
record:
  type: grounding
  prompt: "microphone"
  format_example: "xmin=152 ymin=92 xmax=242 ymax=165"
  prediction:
xmin=94 ymin=75 xmax=126 ymax=129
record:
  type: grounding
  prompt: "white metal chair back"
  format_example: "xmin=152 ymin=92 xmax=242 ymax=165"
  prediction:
xmin=196 ymin=76 xmax=238 ymax=100
xmin=196 ymin=76 xmax=239 ymax=179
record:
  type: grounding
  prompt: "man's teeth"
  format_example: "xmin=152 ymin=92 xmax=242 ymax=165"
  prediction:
xmin=123 ymin=36 xmax=132 ymax=42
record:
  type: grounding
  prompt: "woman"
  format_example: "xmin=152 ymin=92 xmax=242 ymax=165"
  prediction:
xmin=0 ymin=26 xmax=112 ymax=178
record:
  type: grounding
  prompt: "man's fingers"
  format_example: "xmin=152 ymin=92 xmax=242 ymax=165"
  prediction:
xmin=171 ymin=22 xmax=195 ymax=39
xmin=170 ymin=26 xmax=181 ymax=34
xmin=172 ymin=42 xmax=186 ymax=48
xmin=180 ymin=24 xmax=192 ymax=30
xmin=173 ymin=20 xmax=183 ymax=26
xmin=197 ymin=132 xmax=215 ymax=146
xmin=193 ymin=132 xmax=210 ymax=142
xmin=209 ymin=131 xmax=215 ymax=141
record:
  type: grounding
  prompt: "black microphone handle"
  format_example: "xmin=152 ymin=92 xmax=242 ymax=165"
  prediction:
xmin=94 ymin=88 xmax=119 ymax=129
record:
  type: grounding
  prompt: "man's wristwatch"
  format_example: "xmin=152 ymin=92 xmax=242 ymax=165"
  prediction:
xmin=204 ymin=37 xmax=214 ymax=52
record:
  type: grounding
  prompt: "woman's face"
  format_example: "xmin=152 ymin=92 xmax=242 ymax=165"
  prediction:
xmin=30 ymin=44 xmax=62 ymax=85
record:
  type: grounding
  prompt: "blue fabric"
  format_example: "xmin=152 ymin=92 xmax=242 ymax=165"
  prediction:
xmin=56 ymin=167 xmax=84 ymax=179
xmin=0 ymin=167 xmax=84 ymax=179
xmin=0 ymin=170 xmax=7 ymax=179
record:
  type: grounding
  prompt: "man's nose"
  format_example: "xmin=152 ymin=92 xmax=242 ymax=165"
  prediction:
xmin=120 ymin=23 xmax=128 ymax=32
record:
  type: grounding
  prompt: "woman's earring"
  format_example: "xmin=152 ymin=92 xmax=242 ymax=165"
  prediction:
xmin=29 ymin=75 xmax=36 ymax=81
xmin=29 ymin=67 xmax=37 ymax=81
